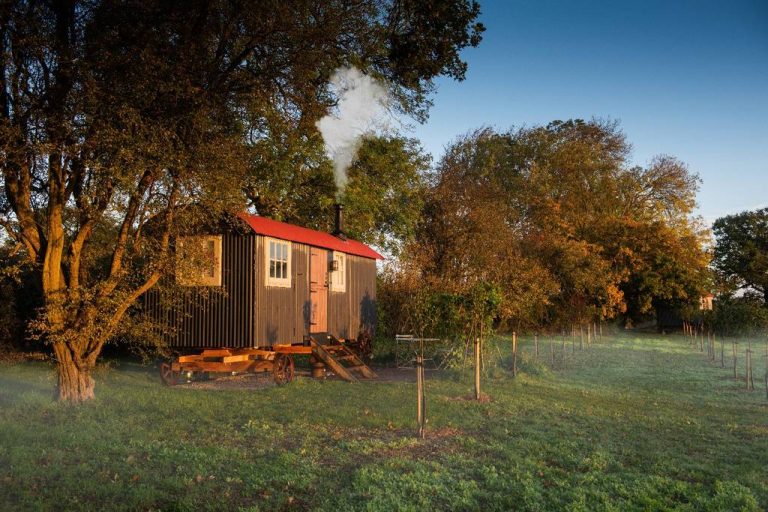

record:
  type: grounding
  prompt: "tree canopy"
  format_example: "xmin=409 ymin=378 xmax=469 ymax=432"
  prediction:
xmin=385 ymin=120 xmax=709 ymax=334
xmin=713 ymin=208 xmax=768 ymax=304
xmin=0 ymin=0 xmax=484 ymax=401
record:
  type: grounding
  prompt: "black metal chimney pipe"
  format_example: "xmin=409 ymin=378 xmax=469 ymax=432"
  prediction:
xmin=333 ymin=203 xmax=347 ymax=240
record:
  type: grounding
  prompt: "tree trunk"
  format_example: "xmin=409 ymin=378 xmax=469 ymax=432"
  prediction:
xmin=53 ymin=341 xmax=95 ymax=403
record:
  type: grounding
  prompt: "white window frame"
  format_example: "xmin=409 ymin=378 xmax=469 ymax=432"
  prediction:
xmin=176 ymin=235 xmax=223 ymax=287
xmin=330 ymin=251 xmax=346 ymax=293
xmin=265 ymin=237 xmax=292 ymax=288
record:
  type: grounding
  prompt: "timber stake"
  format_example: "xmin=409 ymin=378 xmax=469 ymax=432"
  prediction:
xmin=474 ymin=337 xmax=481 ymax=400
xmin=511 ymin=332 xmax=518 ymax=377
xmin=416 ymin=354 xmax=426 ymax=438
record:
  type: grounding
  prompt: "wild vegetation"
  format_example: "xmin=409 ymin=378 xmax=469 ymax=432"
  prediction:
xmin=1 ymin=332 xmax=766 ymax=511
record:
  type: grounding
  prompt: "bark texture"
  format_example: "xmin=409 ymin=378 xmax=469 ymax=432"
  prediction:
xmin=53 ymin=341 xmax=95 ymax=402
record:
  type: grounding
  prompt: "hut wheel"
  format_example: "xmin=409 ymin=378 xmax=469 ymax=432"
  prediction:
xmin=160 ymin=361 xmax=181 ymax=386
xmin=273 ymin=354 xmax=295 ymax=385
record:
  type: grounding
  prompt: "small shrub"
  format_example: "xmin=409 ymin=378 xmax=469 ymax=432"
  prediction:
xmin=371 ymin=334 xmax=397 ymax=363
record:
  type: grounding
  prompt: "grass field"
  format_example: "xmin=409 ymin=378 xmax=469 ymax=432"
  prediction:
xmin=1 ymin=333 xmax=766 ymax=511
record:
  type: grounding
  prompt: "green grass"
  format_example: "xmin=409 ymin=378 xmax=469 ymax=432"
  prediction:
xmin=1 ymin=333 xmax=767 ymax=511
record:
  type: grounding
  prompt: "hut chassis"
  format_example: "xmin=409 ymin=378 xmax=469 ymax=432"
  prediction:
xmin=153 ymin=206 xmax=381 ymax=385
xmin=159 ymin=345 xmax=306 ymax=386
xmin=159 ymin=333 xmax=375 ymax=385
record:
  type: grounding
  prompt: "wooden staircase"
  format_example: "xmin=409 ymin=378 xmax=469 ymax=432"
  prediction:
xmin=308 ymin=333 xmax=377 ymax=382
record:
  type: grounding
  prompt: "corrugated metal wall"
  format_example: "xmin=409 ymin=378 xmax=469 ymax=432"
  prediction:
xmin=147 ymin=233 xmax=256 ymax=348
xmin=148 ymin=233 xmax=377 ymax=348
xmin=253 ymin=238 xmax=311 ymax=345
xmin=327 ymin=255 xmax=377 ymax=340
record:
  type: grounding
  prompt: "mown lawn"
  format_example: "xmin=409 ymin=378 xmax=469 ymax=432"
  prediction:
xmin=1 ymin=333 xmax=766 ymax=511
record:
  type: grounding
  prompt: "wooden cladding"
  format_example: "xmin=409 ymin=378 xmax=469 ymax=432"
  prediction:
xmin=309 ymin=247 xmax=329 ymax=332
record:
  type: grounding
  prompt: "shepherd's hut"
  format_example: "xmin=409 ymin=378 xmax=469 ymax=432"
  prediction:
xmin=147 ymin=205 xmax=382 ymax=351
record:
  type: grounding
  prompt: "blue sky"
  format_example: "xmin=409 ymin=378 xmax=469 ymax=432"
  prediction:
xmin=410 ymin=0 xmax=768 ymax=225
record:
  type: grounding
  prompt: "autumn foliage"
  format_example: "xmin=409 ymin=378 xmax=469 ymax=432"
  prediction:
xmin=381 ymin=120 xmax=710 ymax=337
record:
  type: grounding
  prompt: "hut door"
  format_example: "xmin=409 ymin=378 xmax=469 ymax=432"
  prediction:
xmin=309 ymin=247 xmax=328 ymax=332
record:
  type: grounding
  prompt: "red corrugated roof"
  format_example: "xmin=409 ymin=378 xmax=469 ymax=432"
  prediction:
xmin=237 ymin=213 xmax=384 ymax=260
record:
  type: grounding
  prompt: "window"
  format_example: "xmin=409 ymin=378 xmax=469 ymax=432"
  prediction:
xmin=330 ymin=252 xmax=346 ymax=292
xmin=176 ymin=235 xmax=222 ymax=287
xmin=266 ymin=238 xmax=291 ymax=287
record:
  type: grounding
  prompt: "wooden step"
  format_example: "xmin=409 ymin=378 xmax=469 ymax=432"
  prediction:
xmin=310 ymin=340 xmax=358 ymax=383
xmin=307 ymin=334 xmax=377 ymax=381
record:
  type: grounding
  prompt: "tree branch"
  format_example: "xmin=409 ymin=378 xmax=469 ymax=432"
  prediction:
xmin=99 ymin=170 xmax=154 ymax=297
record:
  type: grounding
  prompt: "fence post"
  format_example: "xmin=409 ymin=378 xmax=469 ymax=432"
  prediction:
xmin=580 ymin=325 xmax=584 ymax=351
xmin=748 ymin=340 xmax=755 ymax=391
xmin=561 ymin=332 xmax=566 ymax=368
xmin=571 ymin=325 xmax=575 ymax=353
xmin=764 ymin=346 xmax=768 ymax=401
xmin=511 ymin=332 xmax=518 ymax=378
xmin=550 ymin=338 xmax=555 ymax=367
xmin=474 ymin=337 xmax=481 ymax=400
xmin=732 ymin=339 xmax=738 ymax=380
xmin=416 ymin=354 xmax=426 ymax=438
xmin=719 ymin=333 xmax=724 ymax=368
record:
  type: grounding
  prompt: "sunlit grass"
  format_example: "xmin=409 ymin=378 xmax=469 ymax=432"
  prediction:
xmin=1 ymin=332 xmax=766 ymax=511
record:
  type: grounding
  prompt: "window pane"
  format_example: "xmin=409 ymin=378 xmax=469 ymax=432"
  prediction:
xmin=270 ymin=242 xmax=275 ymax=260
xmin=281 ymin=243 xmax=288 ymax=261
xmin=270 ymin=261 xmax=275 ymax=278
xmin=282 ymin=261 xmax=288 ymax=279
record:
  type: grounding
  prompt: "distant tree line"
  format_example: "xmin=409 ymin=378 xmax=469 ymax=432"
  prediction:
xmin=709 ymin=208 xmax=768 ymax=336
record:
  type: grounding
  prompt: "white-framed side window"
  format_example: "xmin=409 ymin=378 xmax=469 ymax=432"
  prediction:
xmin=176 ymin=235 xmax=223 ymax=287
xmin=265 ymin=237 xmax=292 ymax=288
xmin=330 ymin=251 xmax=346 ymax=292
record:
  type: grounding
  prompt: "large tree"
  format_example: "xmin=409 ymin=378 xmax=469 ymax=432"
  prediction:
xmin=0 ymin=0 xmax=484 ymax=402
xmin=245 ymin=134 xmax=430 ymax=256
xmin=403 ymin=121 xmax=708 ymax=330
xmin=713 ymin=208 xmax=768 ymax=304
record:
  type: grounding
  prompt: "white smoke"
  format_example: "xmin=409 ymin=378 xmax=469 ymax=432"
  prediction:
xmin=316 ymin=67 xmax=389 ymax=196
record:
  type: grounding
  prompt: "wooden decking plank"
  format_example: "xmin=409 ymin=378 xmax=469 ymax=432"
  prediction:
xmin=177 ymin=361 xmax=272 ymax=373
xmin=178 ymin=354 xmax=206 ymax=363
xmin=273 ymin=345 xmax=313 ymax=355
xmin=341 ymin=347 xmax=378 ymax=379
xmin=199 ymin=349 xmax=234 ymax=357
xmin=221 ymin=354 xmax=253 ymax=363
